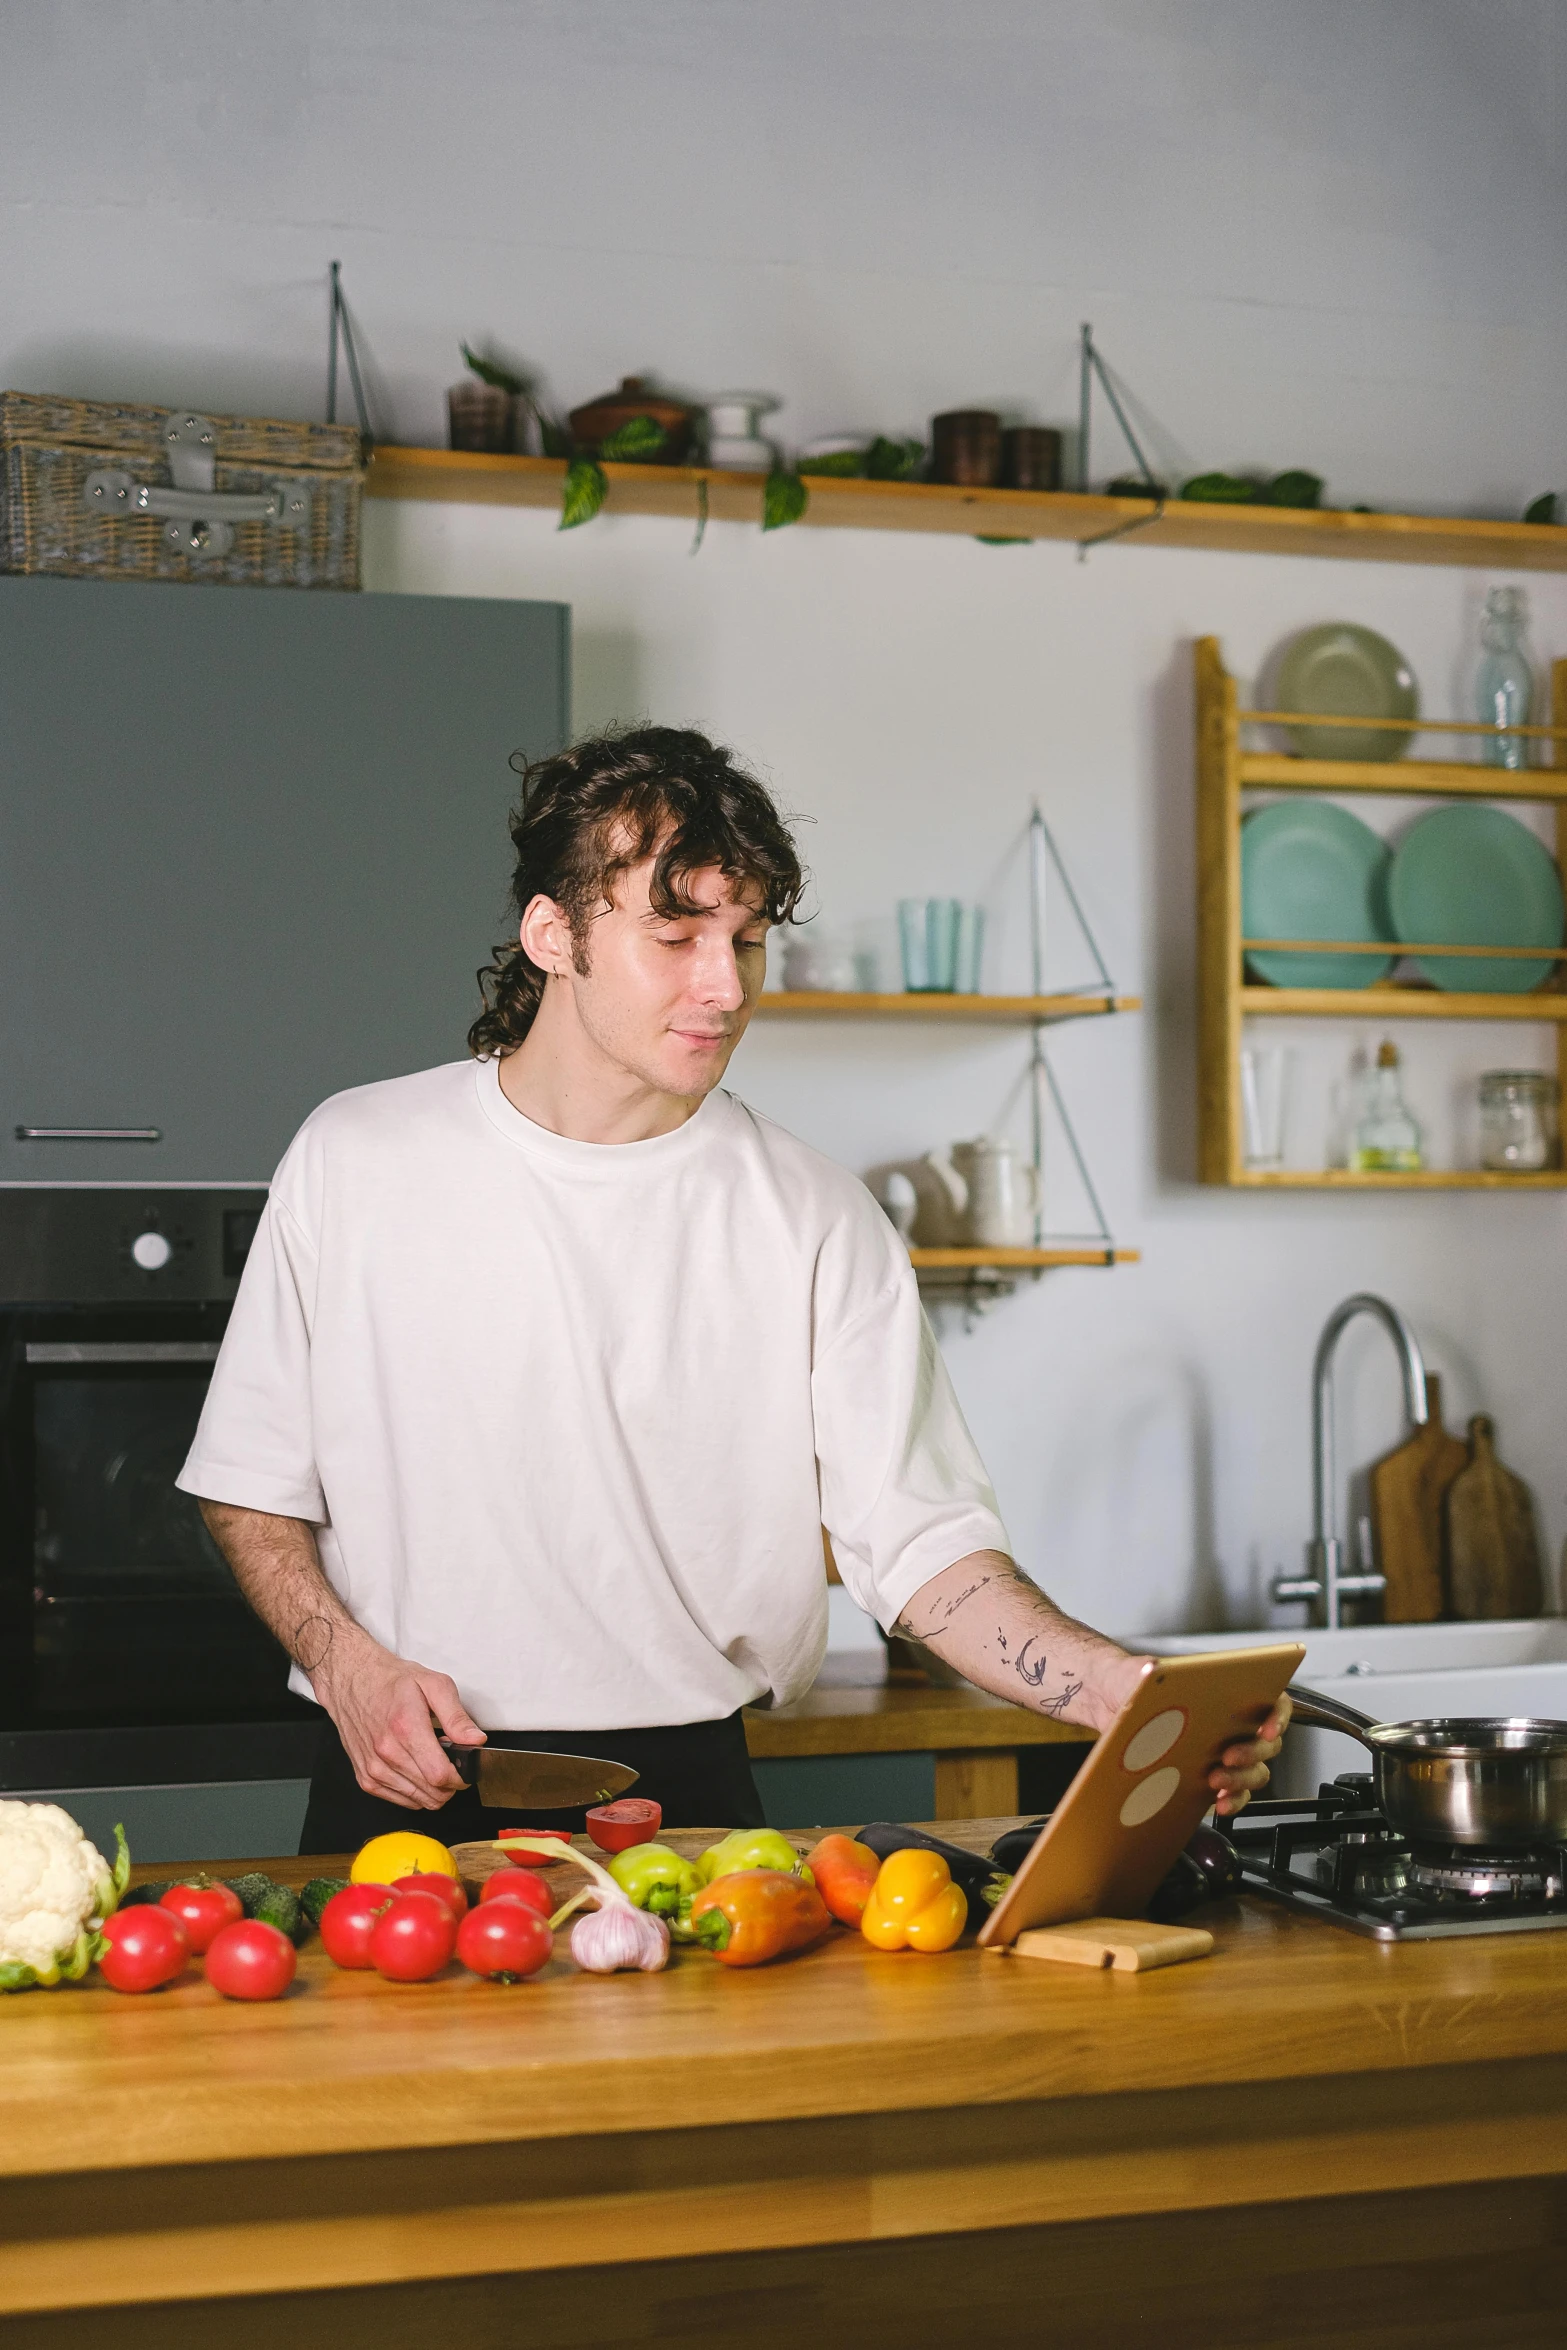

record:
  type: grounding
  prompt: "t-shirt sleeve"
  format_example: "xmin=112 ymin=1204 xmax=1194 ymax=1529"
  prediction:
xmin=175 ymin=1192 xmax=326 ymax=1522
xmin=812 ymin=1222 xmax=1011 ymax=1632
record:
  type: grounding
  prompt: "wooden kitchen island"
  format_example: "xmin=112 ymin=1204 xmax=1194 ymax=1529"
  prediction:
xmin=4 ymin=1824 xmax=1567 ymax=2350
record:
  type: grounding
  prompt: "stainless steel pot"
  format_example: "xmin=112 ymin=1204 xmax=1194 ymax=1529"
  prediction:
xmin=1288 ymin=1684 xmax=1567 ymax=1849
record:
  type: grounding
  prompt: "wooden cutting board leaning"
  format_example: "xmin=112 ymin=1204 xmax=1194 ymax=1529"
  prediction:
xmin=1445 ymin=1413 xmax=1545 ymax=1620
xmin=1369 ymin=1371 xmax=1468 ymax=1622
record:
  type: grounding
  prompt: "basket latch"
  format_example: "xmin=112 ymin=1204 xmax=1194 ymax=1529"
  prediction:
xmin=83 ymin=412 xmax=312 ymax=558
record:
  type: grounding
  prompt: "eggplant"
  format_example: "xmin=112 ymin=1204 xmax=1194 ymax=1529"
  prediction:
xmin=856 ymin=1821 xmax=1010 ymax=1913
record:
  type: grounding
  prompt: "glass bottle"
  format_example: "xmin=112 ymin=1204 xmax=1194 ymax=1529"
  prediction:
xmin=1351 ymin=1040 xmax=1423 ymax=1172
xmin=1475 ymin=586 xmax=1534 ymax=771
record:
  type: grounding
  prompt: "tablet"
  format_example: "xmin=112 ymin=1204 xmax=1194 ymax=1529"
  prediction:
xmin=977 ymin=1643 xmax=1304 ymax=1948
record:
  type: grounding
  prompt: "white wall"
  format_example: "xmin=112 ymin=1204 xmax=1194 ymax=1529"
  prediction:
xmin=6 ymin=1 xmax=1567 ymax=1634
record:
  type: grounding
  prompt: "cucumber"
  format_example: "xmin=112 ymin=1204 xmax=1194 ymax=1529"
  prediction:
xmin=299 ymin=1877 xmax=347 ymax=1931
xmin=251 ymin=1880 xmax=304 ymax=1945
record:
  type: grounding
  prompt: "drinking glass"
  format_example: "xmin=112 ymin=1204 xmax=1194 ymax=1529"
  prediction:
xmin=956 ymin=904 xmax=985 ymax=994
xmin=1240 ymin=1047 xmax=1292 ymax=1170
xmin=899 ymin=898 xmax=962 ymax=992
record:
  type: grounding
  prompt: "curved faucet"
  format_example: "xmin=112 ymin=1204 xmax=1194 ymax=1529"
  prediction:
xmin=1271 ymin=1293 xmax=1429 ymax=1629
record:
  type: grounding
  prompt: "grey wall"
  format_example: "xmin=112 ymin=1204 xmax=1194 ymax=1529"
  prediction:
xmin=4 ymin=1 xmax=1565 ymax=512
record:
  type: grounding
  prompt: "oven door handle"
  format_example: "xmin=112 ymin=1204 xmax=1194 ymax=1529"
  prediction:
xmin=23 ymin=1342 xmax=222 ymax=1364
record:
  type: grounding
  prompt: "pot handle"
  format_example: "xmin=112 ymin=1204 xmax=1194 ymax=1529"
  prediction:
xmin=1285 ymin=1683 xmax=1378 ymax=1743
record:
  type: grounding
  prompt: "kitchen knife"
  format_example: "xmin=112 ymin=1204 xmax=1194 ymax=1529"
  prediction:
xmin=438 ymin=1739 xmax=639 ymax=1811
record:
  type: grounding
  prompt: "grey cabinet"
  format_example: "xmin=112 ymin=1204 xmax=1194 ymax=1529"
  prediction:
xmin=0 ymin=577 xmax=568 ymax=1181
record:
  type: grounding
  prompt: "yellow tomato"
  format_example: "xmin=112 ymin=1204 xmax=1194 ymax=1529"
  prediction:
xmin=350 ymin=1830 xmax=459 ymax=1885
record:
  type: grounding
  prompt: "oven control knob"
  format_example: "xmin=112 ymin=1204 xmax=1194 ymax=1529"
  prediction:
xmin=131 ymin=1230 xmax=173 ymax=1273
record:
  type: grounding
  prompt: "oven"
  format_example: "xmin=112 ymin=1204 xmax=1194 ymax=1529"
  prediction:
xmin=0 ymin=1190 xmax=313 ymax=1753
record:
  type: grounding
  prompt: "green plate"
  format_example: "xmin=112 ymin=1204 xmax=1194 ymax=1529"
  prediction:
xmin=1241 ymin=800 xmax=1394 ymax=988
xmin=1275 ymin=623 xmax=1419 ymax=762
xmin=1389 ymin=805 xmax=1564 ymax=992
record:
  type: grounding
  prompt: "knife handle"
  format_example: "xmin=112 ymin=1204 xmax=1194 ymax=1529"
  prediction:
xmin=438 ymin=1736 xmax=484 ymax=1787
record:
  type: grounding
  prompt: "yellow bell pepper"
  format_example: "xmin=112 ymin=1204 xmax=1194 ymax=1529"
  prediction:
xmin=859 ymin=1847 xmax=968 ymax=1953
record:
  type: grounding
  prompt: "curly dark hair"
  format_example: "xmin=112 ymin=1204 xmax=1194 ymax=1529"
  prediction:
xmin=468 ymin=725 xmax=806 ymax=1057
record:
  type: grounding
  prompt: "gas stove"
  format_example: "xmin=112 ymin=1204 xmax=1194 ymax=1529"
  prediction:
xmin=1223 ymin=1775 xmax=1567 ymax=1941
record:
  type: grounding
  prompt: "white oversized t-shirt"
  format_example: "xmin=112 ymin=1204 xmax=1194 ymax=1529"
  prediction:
xmin=178 ymin=1058 xmax=1009 ymax=1728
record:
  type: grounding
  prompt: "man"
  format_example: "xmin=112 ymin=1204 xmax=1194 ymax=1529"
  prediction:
xmin=181 ymin=727 xmax=1285 ymax=1850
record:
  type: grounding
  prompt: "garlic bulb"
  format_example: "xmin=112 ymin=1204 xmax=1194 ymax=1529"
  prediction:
xmin=570 ymin=1896 xmax=670 ymax=1974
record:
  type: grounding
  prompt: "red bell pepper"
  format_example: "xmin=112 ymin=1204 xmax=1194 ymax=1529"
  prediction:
xmin=804 ymin=1833 xmax=882 ymax=1927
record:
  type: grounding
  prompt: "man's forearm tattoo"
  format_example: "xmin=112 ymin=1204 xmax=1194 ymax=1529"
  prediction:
xmin=292 ymin=1614 xmax=335 ymax=1673
xmin=893 ymin=1572 xmax=994 ymax=1646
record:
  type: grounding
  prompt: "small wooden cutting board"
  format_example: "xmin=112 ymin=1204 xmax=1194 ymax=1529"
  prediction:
xmin=1009 ymin=1917 xmax=1214 ymax=1973
xmin=1446 ymin=1414 xmax=1544 ymax=1620
xmin=1369 ymin=1371 xmax=1468 ymax=1622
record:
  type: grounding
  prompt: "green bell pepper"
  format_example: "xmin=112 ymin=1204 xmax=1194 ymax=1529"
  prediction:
xmin=607 ymin=1843 xmax=704 ymax=1937
xmin=695 ymin=1828 xmax=814 ymax=1887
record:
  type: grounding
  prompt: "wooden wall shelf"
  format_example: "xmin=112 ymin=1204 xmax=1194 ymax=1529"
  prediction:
xmin=1197 ymin=636 xmax=1567 ymax=1189
xmin=909 ymin=1245 xmax=1140 ymax=1269
xmin=364 ymin=447 xmax=1567 ymax=571
xmin=755 ymin=990 xmax=1140 ymax=1022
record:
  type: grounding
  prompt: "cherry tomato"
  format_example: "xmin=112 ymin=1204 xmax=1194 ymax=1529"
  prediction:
xmin=318 ymin=1882 xmax=395 ymax=1969
xmin=495 ymin=1827 xmax=572 ymax=1868
xmin=158 ymin=1881 xmax=243 ymax=1955
xmin=392 ymin=1870 xmax=468 ymax=1921
xmin=369 ymin=1889 xmax=458 ymax=1982
xmin=455 ymin=1900 xmax=553 ymax=1983
xmin=586 ymin=1798 xmax=662 ymax=1855
xmin=205 ymin=1919 xmax=297 ymax=2002
xmin=97 ymin=1905 xmax=188 ymax=1993
xmin=478 ymin=1868 xmax=554 ymax=1920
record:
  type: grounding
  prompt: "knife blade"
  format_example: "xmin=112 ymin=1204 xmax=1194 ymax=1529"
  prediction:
xmin=439 ymin=1740 xmax=640 ymax=1811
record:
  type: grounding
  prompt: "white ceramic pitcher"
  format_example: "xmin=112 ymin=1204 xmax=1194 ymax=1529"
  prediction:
xmin=923 ymin=1137 xmax=1040 ymax=1246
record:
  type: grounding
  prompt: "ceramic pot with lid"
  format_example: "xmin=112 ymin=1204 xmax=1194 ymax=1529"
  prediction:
xmin=567 ymin=376 xmax=693 ymax=464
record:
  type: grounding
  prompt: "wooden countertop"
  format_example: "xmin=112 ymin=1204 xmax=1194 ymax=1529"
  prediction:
xmin=742 ymin=1675 xmax=1089 ymax=1757
xmin=7 ymin=1822 xmax=1567 ymax=2344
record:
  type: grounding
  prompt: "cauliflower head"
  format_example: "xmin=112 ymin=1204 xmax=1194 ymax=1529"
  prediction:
xmin=0 ymin=1801 xmax=128 ymax=1989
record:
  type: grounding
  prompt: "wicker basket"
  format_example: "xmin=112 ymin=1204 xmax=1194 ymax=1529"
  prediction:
xmin=0 ymin=392 xmax=363 ymax=589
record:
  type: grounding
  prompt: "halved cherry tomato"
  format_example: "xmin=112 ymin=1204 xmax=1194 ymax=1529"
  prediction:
xmin=318 ymin=1882 xmax=395 ymax=1969
xmin=369 ymin=1889 xmax=457 ymax=1982
xmin=97 ymin=1905 xmax=188 ymax=1993
xmin=392 ymin=1870 xmax=467 ymax=1921
xmin=586 ymin=1798 xmax=663 ymax=1855
xmin=455 ymin=1900 xmax=553 ymax=1983
xmin=478 ymin=1868 xmax=554 ymax=1920
xmin=205 ymin=1918 xmax=297 ymax=2001
xmin=495 ymin=1827 xmax=572 ymax=1868
xmin=158 ymin=1881 xmax=243 ymax=1955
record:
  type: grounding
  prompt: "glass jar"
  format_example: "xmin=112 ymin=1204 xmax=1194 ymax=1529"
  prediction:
xmin=1475 ymin=586 xmax=1535 ymax=771
xmin=1479 ymin=1070 xmax=1558 ymax=1172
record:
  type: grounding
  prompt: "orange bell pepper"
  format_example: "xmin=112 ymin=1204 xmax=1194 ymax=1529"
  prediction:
xmin=804 ymin=1833 xmax=882 ymax=1927
xmin=687 ymin=1869 xmax=832 ymax=1967
xmin=860 ymin=1848 xmax=968 ymax=1953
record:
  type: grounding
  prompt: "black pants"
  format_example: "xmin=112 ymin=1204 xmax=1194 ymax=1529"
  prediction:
xmin=298 ymin=1706 xmax=766 ymax=1857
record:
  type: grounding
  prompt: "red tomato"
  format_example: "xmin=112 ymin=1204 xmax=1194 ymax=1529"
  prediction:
xmin=478 ymin=1868 xmax=554 ymax=1920
xmin=204 ymin=1919 xmax=297 ymax=2002
xmin=495 ymin=1827 xmax=571 ymax=1868
xmin=455 ymin=1900 xmax=552 ymax=1982
xmin=586 ymin=1798 xmax=662 ymax=1855
xmin=318 ymin=1882 xmax=395 ymax=1969
xmin=369 ymin=1889 xmax=458 ymax=1982
xmin=158 ymin=1881 xmax=243 ymax=1955
xmin=392 ymin=1870 xmax=467 ymax=1921
xmin=97 ymin=1905 xmax=188 ymax=1993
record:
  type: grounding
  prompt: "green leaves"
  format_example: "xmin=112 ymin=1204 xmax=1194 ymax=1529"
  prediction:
xmin=763 ymin=470 xmax=808 ymax=532
xmin=461 ymin=343 xmax=528 ymax=396
xmin=865 ymin=436 xmax=925 ymax=481
xmin=1524 ymin=491 xmax=1560 ymax=526
xmin=598 ymin=415 xmax=667 ymax=461
xmin=560 ymin=458 xmax=607 ymax=530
